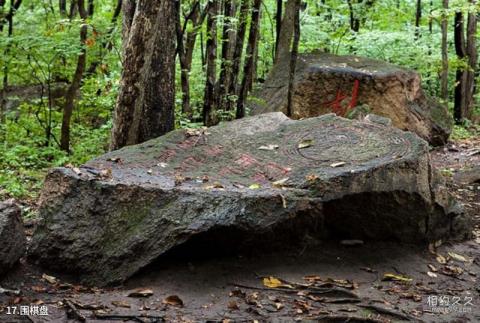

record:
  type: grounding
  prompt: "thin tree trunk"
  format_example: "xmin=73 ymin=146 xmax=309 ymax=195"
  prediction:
xmin=0 ymin=0 xmax=21 ymax=32
xmin=203 ymin=0 xmax=219 ymax=126
xmin=275 ymin=0 xmax=282 ymax=55
xmin=347 ymin=0 xmax=360 ymax=32
xmin=414 ymin=0 xmax=421 ymax=40
xmin=440 ymin=0 xmax=449 ymax=101
xmin=217 ymin=0 xmax=236 ymax=113
xmin=454 ymin=11 xmax=467 ymax=122
xmin=60 ymin=0 xmax=88 ymax=152
xmin=464 ymin=0 xmax=477 ymax=120
xmin=110 ymin=0 xmax=177 ymax=150
xmin=59 ymin=0 xmax=67 ymax=16
xmin=287 ymin=0 xmax=301 ymax=117
xmin=228 ymin=0 xmax=250 ymax=111
xmin=236 ymin=0 xmax=261 ymax=119
xmin=274 ymin=0 xmax=296 ymax=64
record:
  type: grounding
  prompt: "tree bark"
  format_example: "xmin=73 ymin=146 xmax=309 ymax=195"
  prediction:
xmin=60 ymin=0 xmax=88 ymax=152
xmin=203 ymin=0 xmax=219 ymax=126
xmin=414 ymin=0 xmax=421 ymax=40
xmin=274 ymin=0 xmax=296 ymax=64
xmin=287 ymin=0 xmax=301 ymax=117
xmin=236 ymin=0 xmax=261 ymax=119
xmin=440 ymin=0 xmax=448 ymax=101
xmin=59 ymin=0 xmax=67 ymax=16
xmin=275 ymin=0 xmax=282 ymax=55
xmin=110 ymin=0 xmax=177 ymax=150
xmin=464 ymin=0 xmax=477 ymax=119
xmin=454 ymin=11 xmax=467 ymax=122
xmin=228 ymin=0 xmax=250 ymax=111
xmin=177 ymin=1 xmax=208 ymax=117
xmin=217 ymin=0 xmax=237 ymax=113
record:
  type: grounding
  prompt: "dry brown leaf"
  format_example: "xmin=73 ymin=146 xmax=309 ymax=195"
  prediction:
xmin=112 ymin=300 xmax=131 ymax=308
xmin=163 ymin=295 xmax=184 ymax=307
xmin=42 ymin=273 xmax=57 ymax=285
xmin=227 ymin=300 xmax=239 ymax=310
xmin=127 ymin=288 xmax=154 ymax=298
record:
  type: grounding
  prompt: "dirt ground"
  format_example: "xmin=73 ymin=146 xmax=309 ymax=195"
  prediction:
xmin=1 ymin=138 xmax=479 ymax=323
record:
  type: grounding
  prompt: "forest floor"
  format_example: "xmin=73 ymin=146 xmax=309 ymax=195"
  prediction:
xmin=0 ymin=137 xmax=479 ymax=323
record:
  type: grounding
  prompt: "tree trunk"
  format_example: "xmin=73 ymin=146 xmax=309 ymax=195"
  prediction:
xmin=59 ymin=0 xmax=67 ymax=16
xmin=177 ymin=1 xmax=207 ymax=117
xmin=274 ymin=0 xmax=296 ymax=64
xmin=275 ymin=0 xmax=282 ymax=55
xmin=464 ymin=0 xmax=477 ymax=119
xmin=236 ymin=0 xmax=261 ymax=119
xmin=228 ymin=0 xmax=250 ymax=111
xmin=454 ymin=11 xmax=467 ymax=122
xmin=440 ymin=0 xmax=448 ymax=101
xmin=60 ymin=0 xmax=88 ymax=152
xmin=110 ymin=0 xmax=177 ymax=150
xmin=287 ymin=0 xmax=301 ymax=117
xmin=347 ymin=0 xmax=360 ymax=32
xmin=414 ymin=0 xmax=421 ymax=40
xmin=203 ymin=0 xmax=219 ymax=126
xmin=217 ymin=0 xmax=236 ymax=113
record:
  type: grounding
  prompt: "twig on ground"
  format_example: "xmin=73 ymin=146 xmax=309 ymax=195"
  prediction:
xmin=0 ymin=286 xmax=21 ymax=295
xmin=94 ymin=312 xmax=165 ymax=322
xmin=64 ymin=299 xmax=86 ymax=322
xmin=357 ymin=303 xmax=414 ymax=321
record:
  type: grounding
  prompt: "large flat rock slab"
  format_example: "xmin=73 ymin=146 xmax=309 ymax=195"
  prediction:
xmin=29 ymin=113 xmax=470 ymax=286
xmin=252 ymin=52 xmax=452 ymax=146
xmin=0 ymin=200 xmax=26 ymax=276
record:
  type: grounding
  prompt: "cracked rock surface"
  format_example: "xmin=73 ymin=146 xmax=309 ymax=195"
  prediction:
xmin=29 ymin=113 xmax=470 ymax=286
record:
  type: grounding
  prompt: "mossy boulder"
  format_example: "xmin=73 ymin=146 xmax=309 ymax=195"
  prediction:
xmin=251 ymin=52 xmax=452 ymax=146
xmin=29 ymin=113 xmax=470 ymax=286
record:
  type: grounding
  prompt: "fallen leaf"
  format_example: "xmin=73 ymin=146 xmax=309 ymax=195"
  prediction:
xmin=436 ymin=254 xmax=447 ymax=264
xmin=249 ymin=183 xmax=261 ymax=190
xmin=298 ymin=139 xmax=314 ymax=149
xmin=428 ymin=264 xmax=438 ymax=272
xmin=128 ymin=288 xmax=154 ymax=298
xmin=272 ymin=178 xmax=289 ymax=188
xmin=263 ymin=276 xmax=283 ymax=288
xmin=427 ymin=271 xmax=438 ymax=278
xmin=448 ymin=252 xmax=469 ymax=262
xmin=42 ymin=274 xmax=57 ymax=285
xmin=163 ymin=295 xmax=184 ymax=307
xmin=442 ymin=265 xmax=464 ymax=277
xmin=330 ymin=162 xmax=346 ymax=168
xmin=112 ymin=300 xmax=131 ymax=308
xmin=258 ymin=144 xmax=279 ymax=151
xmin=306 ymin=174 xmax=319 ymax=182
xmin=382 ymin=273 xmax=412 ymax=282
xmin=204 ymin=182 xmax=224 ymax=190
xmin=227 ymin=300 xmax=239 ymax=310
xmin=32 ymin=286 xmax=47 ymax=293
xmin=157 ymin=162 xmax=168 ymax=168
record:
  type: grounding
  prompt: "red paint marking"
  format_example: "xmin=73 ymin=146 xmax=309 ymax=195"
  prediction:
xmin=321 ymin=79 xmax=360 ymax=117
xmin=348 ymin=79 xmax=360 ymax=110
xmin=252 ymin=172 xmax=268 ymax=183
xmin=235 ymin=154 xmax=259 ymax=168
xmin=205 ymin=145 xmax=224 ymax=157
xmin=264 ymin=162 xmax=291 ymax=179
xmin=177 ymin=137 xmax=197 ymax=149
xmin=156 ymin=149 xmax=176 ymax=162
